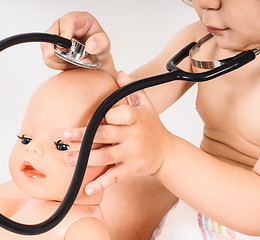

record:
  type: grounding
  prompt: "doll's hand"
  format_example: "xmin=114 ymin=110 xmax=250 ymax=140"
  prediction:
xmin=41 ymin=11 xmax=115 ymax=73
xmin=82 ymin=71 xmax=174 ymax=195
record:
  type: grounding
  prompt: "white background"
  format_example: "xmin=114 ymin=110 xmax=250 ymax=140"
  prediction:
xmin=0 ymin=0 xmax=201 ymax=184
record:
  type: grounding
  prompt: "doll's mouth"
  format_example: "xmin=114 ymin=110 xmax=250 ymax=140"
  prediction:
xmin=21 ymin=161 xmax=46 ymax=179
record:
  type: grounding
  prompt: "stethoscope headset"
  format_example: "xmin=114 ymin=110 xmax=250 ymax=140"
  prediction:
xmin=0 ymin=32 xmax=259 ymax=235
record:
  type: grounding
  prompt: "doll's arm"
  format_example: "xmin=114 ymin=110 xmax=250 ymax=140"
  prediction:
xmin=0 ymin=181 xmax=29 ymax=217
xmin=65 ymin=217 xmax=110 ymax=240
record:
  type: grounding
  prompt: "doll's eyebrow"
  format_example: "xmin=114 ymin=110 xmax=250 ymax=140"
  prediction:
xmin=54 ymin=140 xmax=69 ymax=146
xmin=54 ymin=140 xmax=61 ymax=146
xmin=17 ymin=134 xmax=32 ymax=140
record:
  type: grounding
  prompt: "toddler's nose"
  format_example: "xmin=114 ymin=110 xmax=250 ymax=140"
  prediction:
xmin=197 ymin=0 xmax=221 ymax=10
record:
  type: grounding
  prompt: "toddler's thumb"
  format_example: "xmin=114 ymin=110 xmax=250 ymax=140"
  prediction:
xmin=60 ymin=30 xmax=73 ymax=40
xmin=116 ymin=71 xmax=151 ymax=106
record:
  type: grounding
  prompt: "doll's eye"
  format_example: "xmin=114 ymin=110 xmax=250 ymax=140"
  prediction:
xmin=54 ymin=140 xmax=70 ymax=151
xmin=17 ymin=134 xmax=32 ymax=145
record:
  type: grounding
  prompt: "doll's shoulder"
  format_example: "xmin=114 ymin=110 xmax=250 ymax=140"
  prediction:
xmin=0 ymin=181 xmax=29 ymax=217
xmin=65 ymin=216 xmax=110 ymax=240
xmin=0 ymin=181 xmax=29 ymax=199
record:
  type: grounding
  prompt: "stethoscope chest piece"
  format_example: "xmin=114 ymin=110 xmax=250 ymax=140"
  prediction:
xmin=55 ymin=39 xmax=102 ymax=69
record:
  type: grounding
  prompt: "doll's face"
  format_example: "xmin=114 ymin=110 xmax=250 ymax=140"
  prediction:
xmin=9 ymin=69 xmax=124 ymax=202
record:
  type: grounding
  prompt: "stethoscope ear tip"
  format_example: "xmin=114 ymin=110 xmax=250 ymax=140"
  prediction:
xmin=253 ymin=47 xmax=260 ymax=56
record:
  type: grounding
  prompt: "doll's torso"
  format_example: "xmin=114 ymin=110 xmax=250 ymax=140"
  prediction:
xmin=0 ymin=199 xmax=104 ymax=239
xmin=194 ymin=35 xmax=260 ymax=169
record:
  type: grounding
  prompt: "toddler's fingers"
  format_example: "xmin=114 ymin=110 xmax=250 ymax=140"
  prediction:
xmin=59 ymin=11 xmax=104 ymax=42
xmin=104 ymin=105 xmax=137 ymax=126
xmin=116 ymin=71 xmax=152 ymax=106
xmin=116 ymin=70 xmax=133 ymax=88
xmin=85 ymin=32 xmax=110 ymax=60
xmin=87 ymin=144 xmax=127 ymax=166
xmin=42 ymin=56 xmax=78 ymax=71
xmin=63 ymin=127 xmax=86 ymax=142
xmin=40 ymin=19 xmax=74 ymax=70
xmin=64 ymin=139 xmax=107 ymax=165
xmin=94 ymin=125 xmax=124 ymax=144
xmin=65 ymin=151 xmax=79 ymax=166
xmin=40 ymin=20 xmax=60 ymax=59
xmin=84 ymin=164 xmax=135 ymax=195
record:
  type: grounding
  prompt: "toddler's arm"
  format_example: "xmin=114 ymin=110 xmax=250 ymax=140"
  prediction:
xmin=61 ymin=20 xmax=206 ymax=167
xmin=85 ymin=72 xmax=260 ymax=236
xmin=128 ymin=21 xmax=206 ymax=113
xmin=42 ymin=12 xmax=206 ymax=113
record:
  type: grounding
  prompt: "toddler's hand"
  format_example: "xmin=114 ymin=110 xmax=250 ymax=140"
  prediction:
xmin=41 ymin=11 xmax=115 ymax=73
xmin=83 ymin=71 xmax=174 ymax=195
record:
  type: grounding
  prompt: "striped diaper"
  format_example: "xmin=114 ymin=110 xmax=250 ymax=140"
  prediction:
xmin=152 ymin=200 xmax=260 ymax=240
xmin=198 ymin=213 xmax=241 ymax=240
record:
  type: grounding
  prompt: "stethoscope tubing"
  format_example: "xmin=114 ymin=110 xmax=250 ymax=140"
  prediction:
xmin=0 ymin=33 xmax=71 ymax=52
xmin=0 ymin=33 xmax=257 ymax=235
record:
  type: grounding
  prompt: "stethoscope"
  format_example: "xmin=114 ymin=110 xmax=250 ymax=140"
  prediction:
xmin=0 ymin=32 xmax=259 ymax=235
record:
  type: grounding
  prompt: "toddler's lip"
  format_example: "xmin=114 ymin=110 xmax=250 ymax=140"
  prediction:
xmin=206 ymin=25 xmax=228 ymax=34
xmin=20 ymin=161 xmax=46 ymax=179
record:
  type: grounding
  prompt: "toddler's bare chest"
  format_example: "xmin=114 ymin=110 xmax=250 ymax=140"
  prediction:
xmin=196 ymin=68 xmax=260 ymax=161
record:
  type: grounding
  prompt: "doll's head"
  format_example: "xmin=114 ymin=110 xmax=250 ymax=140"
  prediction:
xmin=9 ymin=68 xmax=125 ymax=204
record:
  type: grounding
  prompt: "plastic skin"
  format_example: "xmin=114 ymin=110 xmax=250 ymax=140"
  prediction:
xmin=0 ymin=68 xmax=122 ymax=239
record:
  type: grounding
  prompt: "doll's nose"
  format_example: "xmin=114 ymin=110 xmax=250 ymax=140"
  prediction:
xmin=197 ymin=0 xmax=221 ymax=10
xmin=26 ymin=142 xmax=44 ymax=156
